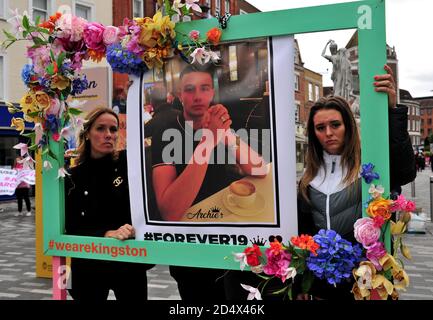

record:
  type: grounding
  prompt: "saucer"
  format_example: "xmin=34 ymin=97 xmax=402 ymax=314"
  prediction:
xmin=221 ymin=190 xmax=265 ymax=217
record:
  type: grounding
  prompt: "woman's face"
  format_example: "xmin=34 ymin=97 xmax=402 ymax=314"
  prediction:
xmin=313 ymin=109 xmax=346 ymax=155
xmin=87 ymin=113 xmax=118 ymax=159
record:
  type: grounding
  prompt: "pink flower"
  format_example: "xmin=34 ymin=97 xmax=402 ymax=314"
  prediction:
xmin=103 ymin=26 xmax=120 ymax=45
xmin=52 ymin=132 xmax=61 ymax=142
xmin=189 ymin=30 xmax=200 ymax=41
xmin=45 ymin=98 xmax=61 ymax=116
xmin=390 ymin=194 xmax=408 ymax=212
xmin=56 ymin=14 xmax=87 ymax=42
xmin=405 ymin=200 xmax=416 ymax=212
xmin=263 ymin=246 xmax=292 ymax=283
xmin=84 ymin=22 xmax=106 ymax=52
xmin=354 ymin=217 xmax=381 ymax=248
xmin=366 ymin=242 xmax=387 ymax=271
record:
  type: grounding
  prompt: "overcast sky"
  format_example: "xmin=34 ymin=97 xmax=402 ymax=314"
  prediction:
xmin=246 ymin=0 xmax=433 ymax=98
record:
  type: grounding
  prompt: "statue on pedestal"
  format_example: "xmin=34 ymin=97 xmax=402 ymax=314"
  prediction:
xmin=322 ymin=40 xmax=353 ymax=102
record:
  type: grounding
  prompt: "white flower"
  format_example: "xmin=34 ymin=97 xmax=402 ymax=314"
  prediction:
xmin=22 ymin=156 xmax=35 ymax=170
xmin=185 ymin=0 xmax=202 ymax=13
xmin=240 ymin=284 xmax=262 ymax=300
xmin=43 ymin=160 xmax=53 ymax=170
xmin=172 ymin=0 xmax=185 ymax=15
xmin=57 ymin=167 xmax=70 ymax=179
xmin=233 ymin=252 xmax=247 ymax=271
xmin=281 ymin=267 xmax=297 ymax=282
xmin=207 ymin=49 xmax=220 ymax=63
xmin=13 ymin=143 xmax=29 ymax=157
xmin=190 ymin=47 xmax=207 ymax=65
xmin=34 ymin=123 xmax=44 ymax=145
xmin=171 ymin=14 xmax=180 ymax=23
xmin=368 ymin=184 xmax=385 ymax=199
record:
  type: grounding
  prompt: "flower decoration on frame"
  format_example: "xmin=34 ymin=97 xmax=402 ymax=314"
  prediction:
xmin=234 ymin=163 xmax=414 ymax=300
xmin=1 ymin=1 xmax=226 ymax=174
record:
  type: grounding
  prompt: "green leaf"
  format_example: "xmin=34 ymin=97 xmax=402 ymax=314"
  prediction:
xmin=50 ymin=49 xmax=55 ymax=62
xmin=256 ymin=273 xmax=272 ymax=280
xmin=22 ymin=132 xmax=36 ymax=139
xmin=35 ymin=16 xmax=41 ymax=26
xmin=28 ymin=144 xmax=39 ymax=151
xmin=57 ymin=52 xmax=66 ymax=66
xmin=37 ymin=27 xmax=51 ymax=35
xmin=68 ymin=107 xmax=83 ymax=116
xmin=46 ymin=64 xmax=54 ymax=76
xmin=270 ymin=285 xmax=289 ymax=295
xmin=301 ymin=270 xmax=314 ymax=294
xmin=27 ymin=111 xmax=41 ymax=117
xmin=33 ymin=37 xmax=46 ymax=46
xmin=22 ymin=15 xmax=30 ymax=31
xmin=3 ymin=30 xmax=17 ymax=41
xmin=287 ymin=287 xmax=293 ymax=300
xmin=42 ymin=147 xmax=49 ymax=156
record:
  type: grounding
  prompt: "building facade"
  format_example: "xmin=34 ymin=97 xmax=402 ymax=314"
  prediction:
xmin=0 ymin=0 xmax=112 ymax=200
xmin=400 ymin=89 xmax=421 ymax=149
xmin=416 ymin=96 xmax=433 ymax=143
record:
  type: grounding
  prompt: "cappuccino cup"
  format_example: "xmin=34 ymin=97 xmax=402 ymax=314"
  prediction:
xmin=227 ymin=180 xmax=256 ymax=209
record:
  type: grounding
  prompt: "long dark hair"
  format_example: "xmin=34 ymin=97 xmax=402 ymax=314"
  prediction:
xmin=76 ymin=107 xmax=119 ymax=165
xmin=299 ymin=96 xmax=361 ymax=201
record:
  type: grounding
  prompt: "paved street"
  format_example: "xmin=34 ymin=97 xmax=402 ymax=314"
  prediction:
xmin=0 ymin=169 xmax=432 ymax=300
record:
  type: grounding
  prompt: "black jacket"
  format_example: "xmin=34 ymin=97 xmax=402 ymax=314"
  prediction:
xmin=65 ymin=150 xmax=132 ymax=237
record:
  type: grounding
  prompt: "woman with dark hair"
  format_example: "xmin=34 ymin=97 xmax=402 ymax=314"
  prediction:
xmin=65 ymin=107 xmax=151 ymax=300
xmin=296 ymin=65 xmax=416 ymax=299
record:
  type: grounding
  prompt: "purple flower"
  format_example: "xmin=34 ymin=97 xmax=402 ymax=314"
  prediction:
xmin=361 ymin=163 xmax=380 ymax=184
xmin=307 ymin=229 xmax=363 ymax=285
xmin=71 ymin=76 xmax=89 ymax=96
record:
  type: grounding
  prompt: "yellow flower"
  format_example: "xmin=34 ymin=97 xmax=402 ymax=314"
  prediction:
xmin=5 ymin=101 xmax=20 ymax=114
xmin=371 ymin=274 xmax=394 ymax=300
xmin=390 ymin=288 xmax=399 ymax=300
xmin=20 ymin=93 xmax=36 ymax=110
xmin=392 ymin=268 xmax=410 ymax=290
xmin=11 ymin=117 xmax=25 ymax=133
xmin=159 ymin=14 xmax=175 ymax=39
xmin=401 ymin=244 xmax=412 ymax=260
xmin=34 ymin=91 xmax=51 ymax=110
xmin=391 ymin=221 xmax=407 ymax=235
xmin=379 ymin=253 xmax=401 ymax=272
xmin=366 ymin=197 xmax=393 ymax=220
xmin=51 ymin=75 xmax=70 ymax=90
xmin=352 ymin=282 xmax=371 ymax=300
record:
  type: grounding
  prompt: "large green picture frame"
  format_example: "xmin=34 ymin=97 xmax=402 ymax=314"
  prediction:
xmin=43 ymin=0 xmax=389 ymax=269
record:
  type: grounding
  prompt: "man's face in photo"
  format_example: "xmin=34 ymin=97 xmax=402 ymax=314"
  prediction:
xmin=180 ymin=71 xmax=214 ymax=119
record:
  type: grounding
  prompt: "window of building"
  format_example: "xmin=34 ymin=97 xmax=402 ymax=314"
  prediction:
xmin=408 ymin=120 xmax=410 ymax=130
xmin=308 ymin=83 xmax=313 ymax=101
xmin=75 ymin=2 xmax=93 ymax=21
xmin=294 ymin=74 xmax=299 ymax=91
xmin=315 ymin=85 xmax=320 ymax=100
xmin=428 ymin=118 xmax=432 ymax=125
xmin=428 ymin=109 xmax=432 ymax=115
xmin=0 ymin=55 xmax=4 ymax=101
xmin=429 ymin=128 xmax=432 ymax=136
xmin=133 ymin=0 xmax=144 ymax=18
xmin=421 ymin=128 xmax=424 ymax=136
xmin=215 ymin=0 xmax=221 ymax=14
xmin=295 ymin=103 xmax=300 ymax=122
xmin=421 ymin=119 xmax=424 ymax=127
xmin=0 ymin=0 xmax=7 ymax=19
xmin=225 ymin=0 xmax=230 ymax=13
xmin=416 ymin=107 xmax=419 ymax=116
xmin=421 ymin=109 xmax=424 ymax=115
xmin=32 ymin=0 xmax=50 ymax=21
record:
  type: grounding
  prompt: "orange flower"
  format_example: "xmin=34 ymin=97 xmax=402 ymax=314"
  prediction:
xmin=206 ymin=27 xmax=222 ymax=45
xmin=269 ymin=240 xmax=283 ymax=256
xmin=291 ymin=234 xmax=320 ymax=256
xmin=366 ymin=197 xmax=393 ymax=221
xmin=88 ymin=49 xmax=106 ymax=62
xmin=38 ymin=12 xmax=62 ymax=32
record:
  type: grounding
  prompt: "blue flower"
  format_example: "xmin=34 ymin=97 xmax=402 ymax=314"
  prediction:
xmin=21 ymin=64 xmax=35 ymax=85
xmin=306 ymin=229 xmax=363 ymax=285
xmin=360 ymin=163 xmax=380 ymax=184
xmin=106 ymin=44 xmax=148 ymax=76
xmin=71 ymin=75 xmax=89 ymax=96
xmin=45 ymin=114 xmax=59 ymax=133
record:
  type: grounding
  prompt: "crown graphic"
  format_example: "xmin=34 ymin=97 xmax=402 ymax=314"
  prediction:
xmin=209 ymin=206 xmax=221 ymax=213
xmin=250 ymin=236 xmax=266 ymax=246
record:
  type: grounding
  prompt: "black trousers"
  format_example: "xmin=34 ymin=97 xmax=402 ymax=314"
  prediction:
xmin=68 ymin=259 xmax=150 ymax=301
xmin=169 ymin=266 xmax=227 ymax=301
xmin=16 ymin=188 xmax=31 ymax=212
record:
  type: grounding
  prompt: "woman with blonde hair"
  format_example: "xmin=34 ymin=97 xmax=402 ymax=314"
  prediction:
xmin=65 ymin=107 xmax=152 ymax=300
